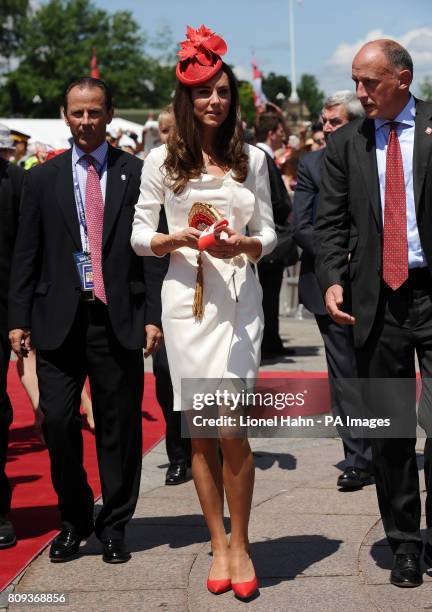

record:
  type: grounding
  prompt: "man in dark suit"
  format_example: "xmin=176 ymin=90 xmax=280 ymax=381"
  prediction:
xmin=9 ymin=77 xmax=166 ymax=564
xmin=0 ymin=125 xmax=24 ymax=549
xmin=153 ymin=345 xmax=191 ymax=485
xmin=293 ymin=91 xmax=372 ymax=490
xmin=315 ymin=40 xmax=432 ymax=587
xmin=255 ymin=113 xmax=293 ymax=357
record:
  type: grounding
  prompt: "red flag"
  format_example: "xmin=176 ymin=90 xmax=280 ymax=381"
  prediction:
xmin=251 ymin=57 xmax=268 ymax=109
xmin=90 ymin=48 xmax=100 ymax=79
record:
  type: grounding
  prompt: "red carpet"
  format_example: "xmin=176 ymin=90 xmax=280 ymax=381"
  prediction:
xmin=0 ymin=369 xmax=165 ymax=593
xmin=258 ymin=371 xmax=331 ymax=416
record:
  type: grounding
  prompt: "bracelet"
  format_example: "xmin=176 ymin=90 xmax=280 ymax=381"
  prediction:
xmin=236 ymin=236 xmax=244 ymax=252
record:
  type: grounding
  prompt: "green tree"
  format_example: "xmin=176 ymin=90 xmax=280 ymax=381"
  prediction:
xmin=419 ymin=77 xmax=432 ymax=102
xmin=0 ymin=0 xmax=156 ymax=116
xmin=262 ymin=72 xmax=291 ymax=104
xmin=141 ymin=60 xmax=176 ymax=109
xmin=238 ymin=81 xmax=255 ymax=127
xmin=297 ymin=73 xmax=325 ymax=120
xmin=140 ymin=26 xmax=177 ymax=109
xmin=0 ymin=0 xmax=29 ymax=69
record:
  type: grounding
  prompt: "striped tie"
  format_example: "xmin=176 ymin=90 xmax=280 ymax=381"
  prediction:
xmin=84 ymin=155 xmax=107 ymax=304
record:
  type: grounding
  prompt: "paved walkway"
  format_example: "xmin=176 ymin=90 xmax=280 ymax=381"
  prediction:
xmin=2 ymin=316 xmax=431 ymax=611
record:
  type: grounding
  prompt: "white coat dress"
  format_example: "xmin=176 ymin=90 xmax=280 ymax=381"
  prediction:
xmin=131 ymin=144 xmax=277 ymax=411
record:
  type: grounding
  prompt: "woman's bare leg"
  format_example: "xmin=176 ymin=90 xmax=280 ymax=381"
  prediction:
xmin=16 ymin=351 xmax=44 ymax=440
xmin=81 ymin=384 xmax=95 ymax=430
xmin=16 ymin=351 xmax=39 ymax=410
xmin=219 ymin=436 xmax=255 ymax=583
xmin=191 ymin=437 xmax=230 ymax=579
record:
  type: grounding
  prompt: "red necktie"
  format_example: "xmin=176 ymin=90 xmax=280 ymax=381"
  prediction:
xmin=382 ymin=122 xmax=408 ymax=290
xmin=84 ymin=155 xmax=107 ymax=304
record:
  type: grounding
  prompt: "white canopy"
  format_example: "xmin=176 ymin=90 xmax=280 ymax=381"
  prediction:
xmin=0 ymin=117 xmax=146 ymax=150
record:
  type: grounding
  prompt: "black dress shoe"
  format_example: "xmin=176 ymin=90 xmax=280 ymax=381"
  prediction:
xmin=165 ymin=462 xmax=188 ymax=485
xmin=390 ymin=553 xmax=422 ymax=587
xmin=50 ymin=526 xmax=85 ymax=562
xmin=337 ymin=467 xmax=374 ymax=489
xmin=261 ymin=346 xmax=296 ymax=359
xmin=102 ymin=538 xmax=131 ymax=564
xmin=0 ymin=515 xmax=17 ymax=549
xmin=424 ymin=542 xmax=432 ymax=566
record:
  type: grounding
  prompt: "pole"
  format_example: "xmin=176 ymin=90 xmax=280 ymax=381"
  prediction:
xmin=289 ymin=0 xmax=299 ymax=103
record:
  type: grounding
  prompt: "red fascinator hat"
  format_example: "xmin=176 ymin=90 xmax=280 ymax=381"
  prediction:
xmin=176 ymin=25 xmax=228 ymax=86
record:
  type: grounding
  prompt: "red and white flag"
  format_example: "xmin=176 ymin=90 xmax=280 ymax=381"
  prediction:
xmin=252 ymin=58 xmax=268 ymax=109
xmin=90 ymin=48 xmax=100 ymax=79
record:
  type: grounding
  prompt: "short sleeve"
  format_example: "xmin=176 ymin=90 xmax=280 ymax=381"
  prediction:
xmin=131 ymin=147 xmax=166 ymax=257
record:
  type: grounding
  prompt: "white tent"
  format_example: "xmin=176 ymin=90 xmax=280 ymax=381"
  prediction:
xmin=0 ymin=117 xmax=146 ymax=149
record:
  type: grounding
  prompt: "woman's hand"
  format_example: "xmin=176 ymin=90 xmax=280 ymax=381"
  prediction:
xmin=150 ymin=227 xmax=201 ymax=256
xmin=206 ymin=227 xmax=261 ymax=260
xmin=173 ymin=227 xmax=202 ymax=250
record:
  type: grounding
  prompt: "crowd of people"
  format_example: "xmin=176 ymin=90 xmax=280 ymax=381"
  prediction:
xmin=0 ymin=22 xmax=431 ymax=600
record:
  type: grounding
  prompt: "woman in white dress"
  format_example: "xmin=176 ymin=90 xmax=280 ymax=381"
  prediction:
xmin=131 ymin=26 xmax=276 ymax=601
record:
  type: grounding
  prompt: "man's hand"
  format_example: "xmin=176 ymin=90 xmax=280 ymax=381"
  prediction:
xmin=325 ymin=284 xmax=356 ymax=325
xmin=9 ymin=328 xmax=32 ymax=358
xmin=266 ymin=101 xmax=284 ymax=116
xmin=144 ymin=324 xmax=163 ymax=358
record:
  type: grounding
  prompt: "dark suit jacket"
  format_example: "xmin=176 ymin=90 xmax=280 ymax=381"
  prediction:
xmin=263 ymin=150 xmax=291 ymax=225
xmin=8 ymin=145 xmax=167 ymax=351
xmin=293 ymin=148 xmax=326 ymax=315
xmin=314 ymin=98 xmax=432 ymax=348
xmin=0 ymin=160 xmax=24 ymax=331
xmin=257 ymin=148 xmax=292 ymax=270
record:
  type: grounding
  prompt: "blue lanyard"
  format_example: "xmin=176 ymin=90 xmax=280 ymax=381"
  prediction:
xmin=73 ymin=162 xmax=90 ymax=253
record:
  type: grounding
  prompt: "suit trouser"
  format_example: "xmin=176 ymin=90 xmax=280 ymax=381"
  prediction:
xmin=0 ymin=330 xmax=12 ymax=516
xmin=356 ymin=271 xmax=432 ymax=555
xmin=315 ymin=314 xmax=372 ymax=471
xmin=153 ymin=346 xmax=190 ymax=465
xmin=36 ymin=300 xmax=143 ymax=540
xmin=258 ymin=262 xmax=285 ymax=351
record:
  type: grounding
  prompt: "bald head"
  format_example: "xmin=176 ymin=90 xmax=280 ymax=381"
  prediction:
xmin=352 ymin=39 xmax=412 ymax=120
xmin=354 ymin=40 xmax=413 ymax=77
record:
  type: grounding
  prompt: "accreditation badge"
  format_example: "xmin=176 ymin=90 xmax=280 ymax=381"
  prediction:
xmin=73 ymin=251 xmax=95 ymax=299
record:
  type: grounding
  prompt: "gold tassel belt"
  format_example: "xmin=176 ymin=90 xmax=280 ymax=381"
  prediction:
xmin=192 ymin=252 xmax=204 ymax=320
xmin=188 ymin=201 xmax=224 ymax=321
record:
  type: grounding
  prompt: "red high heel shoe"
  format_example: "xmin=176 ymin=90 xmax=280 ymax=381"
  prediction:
xmin=207 ymin=577 xmax=232 ymax=595
xmin=232 ymin=574 xmax=259 ymax=600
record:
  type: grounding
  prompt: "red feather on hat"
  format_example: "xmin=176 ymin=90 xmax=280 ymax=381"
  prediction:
xmin=178 ymin=25 xmax=227 ymax=65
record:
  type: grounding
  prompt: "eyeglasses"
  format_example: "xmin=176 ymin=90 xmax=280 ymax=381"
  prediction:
xmin=313 ymin=138 xmax=324 ymax=146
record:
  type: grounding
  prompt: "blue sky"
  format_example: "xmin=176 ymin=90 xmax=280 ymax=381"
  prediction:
xmin=98 ymin=1 xmax=431 ymax=94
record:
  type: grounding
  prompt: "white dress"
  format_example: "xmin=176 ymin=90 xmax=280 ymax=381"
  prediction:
xmin=131 ymin=144 xmax=277 ymax=411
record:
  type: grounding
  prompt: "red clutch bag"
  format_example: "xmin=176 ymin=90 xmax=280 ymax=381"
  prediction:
xmin=197 ymin=219 xmax=229 ymax=250
xmin=188 ymin=202 xmax=229 ymax=251
xmin=187 ymin=202 xmax=229 ymax=320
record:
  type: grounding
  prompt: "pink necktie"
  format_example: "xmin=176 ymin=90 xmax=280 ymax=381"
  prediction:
xmin=84 ymin=155 xmax=107 ymax=304
xmin=382 ymin=122 xmax=408 ymax=290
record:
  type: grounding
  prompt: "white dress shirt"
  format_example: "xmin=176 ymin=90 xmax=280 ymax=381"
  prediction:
xmin=375 ymin=95 xmax=425 ymax=268
xmin=256 ymin=142 xmax=274 ymax=159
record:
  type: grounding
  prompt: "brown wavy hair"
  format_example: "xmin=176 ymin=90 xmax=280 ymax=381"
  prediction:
xmin=164 ymin=62 xmax=248 ymax=194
